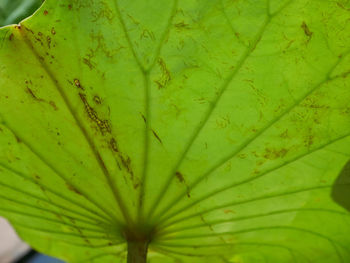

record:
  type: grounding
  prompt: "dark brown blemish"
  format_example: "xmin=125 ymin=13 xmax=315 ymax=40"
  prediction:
xmin=83 ymin=58 xmax=95 ymax=70
xmin=66 ymin=183 xmax=82 ymax=195
xmin=110 ymin=138 xmax=119 ymax=152
xmin=68 ymin=4 xmax=72 ymax=10
xmin=301 ymin=22 xmax=313 ymax=38
xmin=74 ymin=79 xmax=84 ymax=90
xmin=49 ymin=101 xmax=58 ymax=111
xmin=34 ymin=36 xmax=44 ymax=46
xmin=119 ymin=155 xmax=137 ymax=187
xmin=174 ymin=21 xmax=190 ymax=29
xmin=44 ymin=10 xmax=49 ymax=15
xmin=175 ymin=171 xmax=185 ymax=183
xmin=14 ymin=134 xmax=21 ymax=143
xmin=109 ymin=138 xmax=139 ymax=188
xmin=93 ymin=95 xmax=102 ymax=104
xmin=26 ymin=87 xmax=44 ymax=102
xmin=24 ymin=27 xmax=34 ymax=34
xmin=175 ymin=172 xmax=191 ymax=197
xmin=120 ymin=156 xmax=132 ymax=175
xmin=79 ymin=93 xmax=111 ymax=134
xmin=141 ymin=113 xmax=146 ymax=123
xmin=152 ymin=129 xmax=162 ymax=144
xmin=51 ymin=27 xmax=56 ymax=35
xmin=200 ymin=214 xmax=214 ymax=231
xmin=9 ymin=34 xmax=14 ymax=41
xmin=47 ymin=36 xmax=51 ymax=48
xmin=154 ymin=58 xmax=171 ymax=89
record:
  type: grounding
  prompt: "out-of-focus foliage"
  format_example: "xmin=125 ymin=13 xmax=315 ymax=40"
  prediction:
xmin=0 ymin=0 xmax=42 ymax=27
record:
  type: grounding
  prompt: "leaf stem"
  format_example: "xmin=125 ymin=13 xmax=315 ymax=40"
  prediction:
xmin=127 ymin=240 xmax=149 ymax=263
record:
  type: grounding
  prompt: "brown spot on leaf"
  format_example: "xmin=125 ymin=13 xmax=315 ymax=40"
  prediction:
xmin=175 ymin=171 xmax=185 ymax=183
xmin=301 ymin=21 xmax=313 ymax=39
xmin=47 ymin=36 xmax=51 ymax=48
xmin=152 ymin=129 xmax=162 ymax=144
xmin=175 ymin=171 xmax=192 ymax=197
xmin=79 ymin=93 xmax=111 ymax=134
xmin=51 ymin=27 xmax=56 ymax=35
xmin=263 ymin=148 xmax=288 ymax=160
xmin=14 ymin=135 xmax=21 ymax=143
xmin=26 ymin=87 xmax=43 ymax=102
xmin=74 ymin=79 xmax=84 ymax=90
xmin=110 ymin=138 xmax=119 ymax=152
xmin=44 ymin=10 xmax=49 ymax=15
xmin=141 ymin=113 xmax=146 ymax=123
xmin=154 ymin=58 xmax=171 ymax=89
xmin=174 ymin=21 xmax=190 ymax=29
xmin=93 ymin=95 xmax=102 ymax=104
xmin=49 ymin=101 xmax=58 ymax=111
xmin=83 ymin=57 xmax=95 ymax=70
xmin=66 ymin=183 xmax=82 ymax=195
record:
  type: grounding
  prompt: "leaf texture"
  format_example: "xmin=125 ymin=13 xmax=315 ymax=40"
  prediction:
xmin=1 ymin=0 xmax=350 ymax=262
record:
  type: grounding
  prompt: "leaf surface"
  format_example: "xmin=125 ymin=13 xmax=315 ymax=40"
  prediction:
xmin=1 ymin=0 xmax=350 ymax=262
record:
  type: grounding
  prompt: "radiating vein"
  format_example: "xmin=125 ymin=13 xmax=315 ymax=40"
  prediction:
xmin=0 ymin=120 xmax=114 ymax=223
xmin=156 ymin=130 xmax=350 ymax=226
xmin=147 ymin=1 xmax=299 ymax=220
xmin=157 ymin=241 xmax=298 ymax=262
xmin=18 ymin=25 xmax=131 ymax=225
xmin=160 ymin=207 xmax=350 ymax=236
xmin=137 ymin=0 xmax=178 ymax=223
xmin=0 ymin=158 xmax=112 ymax=224
xmin=0 ymin=206 xmax=107 ymax=234
xmin=152 ymin=51 xmax=347 ymax=222
xmin=0 ymin=183 xmax=109 ymax=226
xmin=147 ymin=11 xmax=273 ymax=222
xmin=160 ymin=226 xmax=348 ymax=262
xmin=11 ymin=221 xmax=118 ymax=240
xmin=112 ymin=0 xmax=146 ymax=73
xmin=159 ymin=182 xmax=350 ymax=230
xmin=15 ymin=223 xmax=125 ymax=249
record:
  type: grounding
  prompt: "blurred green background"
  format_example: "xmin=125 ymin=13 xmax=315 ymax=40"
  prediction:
xmin=0 ymin=0 xmax=43 ymax=27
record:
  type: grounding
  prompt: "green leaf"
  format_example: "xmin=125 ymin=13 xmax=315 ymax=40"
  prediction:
xmin=1 ymin=0 xmax=350 ymax=262
xmin=0 ymin=0 xmax=43 ymax=27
